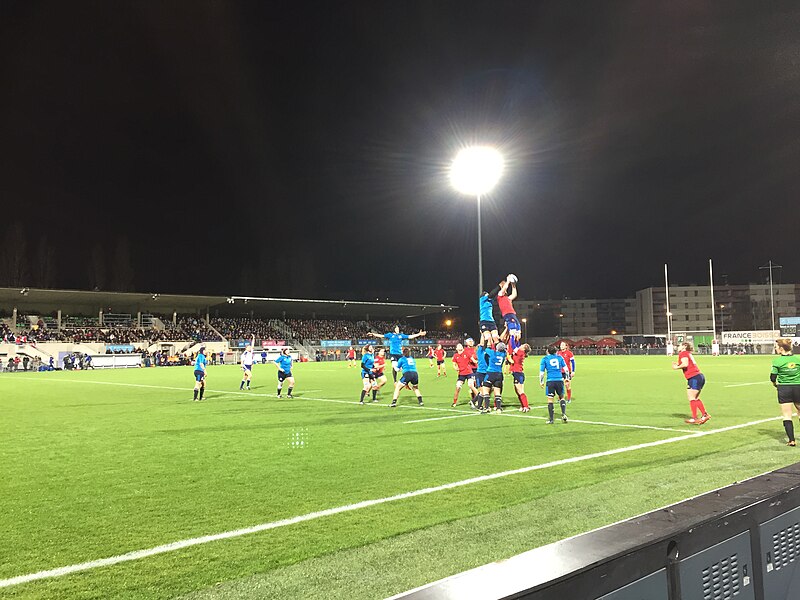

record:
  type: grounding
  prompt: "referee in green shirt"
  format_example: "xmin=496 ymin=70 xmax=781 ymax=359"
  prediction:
xmin=771 ymin=338 xmax=800 ymax=446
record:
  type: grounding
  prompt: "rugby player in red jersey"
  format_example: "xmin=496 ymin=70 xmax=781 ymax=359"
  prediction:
xmin=434 ymin=344 xmax=447 ymax=377
xmin=497 ymin=279 xmax=521 ymax=352
xmin=346 ymin=346 xmax=356 ymax=368
xmin=557 ymin=341 xmax=576 ymax=402
xmin=672 ymin=341 xmax=710 ymax=424
xmin=508 ymin=343 xmax=531 ymax=411
xmin=451 ymin=342 xmax=478 ymax=407
xmin=370 ymin=348 xmax=388 ymax=402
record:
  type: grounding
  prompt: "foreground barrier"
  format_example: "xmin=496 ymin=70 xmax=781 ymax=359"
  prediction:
xmin=396 ymin=463 xmax=800 ymax=600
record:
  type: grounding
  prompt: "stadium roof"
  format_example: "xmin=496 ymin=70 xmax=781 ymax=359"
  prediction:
xmin=0 ymin=288 xmax=457 ymax=319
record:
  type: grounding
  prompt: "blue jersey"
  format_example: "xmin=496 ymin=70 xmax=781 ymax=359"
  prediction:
xmin=540 ymin=355 xmax=567 ymax=381
xmin=361 ymin=352 xmax=375 ymax=375
xmin=194 ymin=353 xmax=207 ymax=371
xmin=479 ymin=295 xmax=494 ymax=322
xmin=485 ymin=348 xmax=506 ymax=373
xmin=274 ymin=354 xmax=293 ymax=373
xmin=475 ymin=345 xmax=488 ymax=373
xmin=397 ymin=355 xmax=418 ymax=373
xmin=384 ymin=332 xmax=409 ymax=355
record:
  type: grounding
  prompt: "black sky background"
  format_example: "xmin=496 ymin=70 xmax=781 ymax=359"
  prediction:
xmin=2 ymin=1 xmax=799 ymax=315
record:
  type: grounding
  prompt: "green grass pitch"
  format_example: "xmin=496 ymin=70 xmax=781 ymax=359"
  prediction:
xmin=0 ymin=355 xmax=796 ymax=599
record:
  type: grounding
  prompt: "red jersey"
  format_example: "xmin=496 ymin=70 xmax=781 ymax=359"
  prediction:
xmin=509 ymin=347 xmax=526 ymax=373
xmin=557 ymin=349 xmax=575 ymax=373
xmin=464 ymin=346 xmax=477 ymax=371
xmin=678 ymin=350 xmax=701 ymax=379
xmin=374 ymin=355 xmax=386 ymax=374
xmin=347 ymin=349 xmax=355 ymax=359
xmin=452 ymin=351 xmax=474 ymax=375
xmin=427 ymin=348 xmax=434 ymax=357
xmin=434 ymin=348 xmax=445 ymax=361
xmin=497 ymin=294 xmax=515 ymax=316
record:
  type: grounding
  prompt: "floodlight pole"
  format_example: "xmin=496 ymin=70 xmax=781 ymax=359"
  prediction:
xmin=759 ymin=260 xmax=783 ymax=330
xmin=477 ymin=194 xmax=483 ymax=296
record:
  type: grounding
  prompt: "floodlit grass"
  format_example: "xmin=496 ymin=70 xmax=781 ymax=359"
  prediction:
xmin=0 ymin=355 xmax=794 ymax=599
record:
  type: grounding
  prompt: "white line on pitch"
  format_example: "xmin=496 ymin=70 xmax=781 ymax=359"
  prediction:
xmin=404 ymin=413 xmax=482 ymax=424
xmin=0 ymin=415 xmax=780 ymax=590
xmin=723 ymin=381 xmax=769 ymax=388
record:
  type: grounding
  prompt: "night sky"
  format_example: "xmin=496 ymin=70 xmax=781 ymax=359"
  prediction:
xmin=2 ymin=1 xmax=799 ymax=313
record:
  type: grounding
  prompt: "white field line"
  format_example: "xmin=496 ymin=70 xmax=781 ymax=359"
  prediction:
xmin=0 ymin=414 xmax=781 ymax=590
xmin=9 ymin=377 xmax=692 ymax=434
xmin=403 ymin=413 xmax=482 ymax=424
xmin=724 ymin=381 xmax=770 ymax=388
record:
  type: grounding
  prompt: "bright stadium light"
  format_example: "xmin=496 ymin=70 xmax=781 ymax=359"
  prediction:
xmin=449 ymin=146 xmax=504 ymax=295
xmin=449 ymin=146 xmax=504 ymax=196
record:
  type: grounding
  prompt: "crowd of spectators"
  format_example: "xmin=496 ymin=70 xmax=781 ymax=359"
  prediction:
xmin=210 ymin=318 xmax=285 ymax=342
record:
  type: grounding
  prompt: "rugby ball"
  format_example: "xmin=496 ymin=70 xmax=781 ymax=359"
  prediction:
xmin=506 ymin=274 xmax=518 ymax=284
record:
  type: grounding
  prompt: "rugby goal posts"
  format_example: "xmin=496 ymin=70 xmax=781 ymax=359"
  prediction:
xmin=670 ymin=330 xmax=716 ymax=354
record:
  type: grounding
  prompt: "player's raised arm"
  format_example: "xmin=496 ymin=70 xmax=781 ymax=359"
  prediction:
xmin=408 ymin=330 xmax=426 ymax=340
xmin=508 ymin=283 xmax=518 ymax=301
xmin=366 ymin=332 xmax=383 ymax=339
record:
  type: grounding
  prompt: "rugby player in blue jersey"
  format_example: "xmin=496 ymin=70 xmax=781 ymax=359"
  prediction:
xmin=479 ymin=342 xmax=507 ymax=413
xmin=274 ymin=348 xmax=294 ymax=398
xmin=478 ymin=285 xmax=501 ymax=346
xmin=368 ymin=325 xmax=426 ymax=383
xmin=473 ymin=342 xmax=488 ymax=410
xmin=539 ymin=346 xmax=568 ymax=423
xmin=192 ymin=346 xmax=207 ymax=402
xmin=391 ymin=347 xmax=424 ymax=407
xmin=359 ymin=344 xmax=376 ymax=404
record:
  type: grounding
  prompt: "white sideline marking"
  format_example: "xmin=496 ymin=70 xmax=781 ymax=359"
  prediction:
xmin=724 ymin=381 xmax=769 ymax=388
xmin=0 ymin=415 xmax=781 ymax=589
xmin=404 ymin=413 xmax=481 ymax=424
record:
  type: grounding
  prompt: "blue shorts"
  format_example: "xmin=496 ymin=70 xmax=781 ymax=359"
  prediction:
xmin=687 ymin=374 xmax=705 ymax=391
xmin=400 ymin=371 xmax=419 ymax=386
xmin=479 ymin=320 xmax=497 ymax=333
xmin=457 ymin=373 xmax=475 ymax=383
xmin=546 ymin=380 xmax=565 ymax=398
xmin=483 ymin=371 xmax=504 ymax=389
xmin=475 ymin=372 xmax=486 ymax=387
xmin=362 ymin=371 xmax=375 ymax=380
xmin=242 ymin=364 xmax=252 ymax=371
xmin=278 ymin=371 xmax=292 ymax=381
xmin=504 ymin=313 xmax=521 ymax=332
xmin=390 ymin=353 xmax=402 ymax=363
xmin=194 ymin=369 xmax=205 ymax=382
xmin=512 ymin=372 xmax=525 ymax=384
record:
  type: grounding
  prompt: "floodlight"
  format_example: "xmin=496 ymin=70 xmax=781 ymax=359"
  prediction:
xmin=449 ymin=146 xmax=504 ymax=196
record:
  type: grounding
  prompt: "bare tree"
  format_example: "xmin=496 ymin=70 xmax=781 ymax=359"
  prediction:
xmin=88 ymin=243 xmax=106 ymax=290
xmin=0 ymin=221 xmax=30 ymax=286
xmin=111 ymin=237 xmax=134 ymax=292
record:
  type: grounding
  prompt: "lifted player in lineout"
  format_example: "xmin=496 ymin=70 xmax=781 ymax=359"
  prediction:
xmin=368 ymin=325 xmax=426 ymax=382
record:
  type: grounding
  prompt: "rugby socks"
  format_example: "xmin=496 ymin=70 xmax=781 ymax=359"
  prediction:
xmin=548 ymin=403 xmax=555 ymax=421
xmin=519 ymin=393 xmax=529 ymax=409
xmin=453 ymin=390 xmax=460 ymax=403
xmin=360 ymin=390 xmax=367 ymax=403
xmin=246 ymin=380 xmax=251 ymax=390
xmin=287 ymin=386 xmax=293 ymax=396
xmin=392 ymin=369 xmax=398 ymax=382
xmin=417 ymin=395 xmax=423 ymax=405
xmin=372 ymin=389 xmax=377 ymax=401
xmin=696 ymin=399 xmax=708 ymax=416
xmin=193 ymin=388 xmax=198 ymax=400
xmin=560 ymin=399 xmax=567 ymax=416
xmin=494 ymin=396 xmax=502 ymax=410
xmin=567 ymin=387 xmax=572 ymax=401
xmin=689 ymin=400 xmax=699 ymax=419
xmin=784 ymin=419 xmax=795 ymax=443
xmin=198 ymin=386 xmax=204 ymax=400
xmin=240 ymin=381 xmax=245 ymax=390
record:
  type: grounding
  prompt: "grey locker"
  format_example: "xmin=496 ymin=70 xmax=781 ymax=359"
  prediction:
xmin=759 ymin=505 xmax=800 ymax=599
xmin=678 ymin=531 xmax=754 ymax=600
xmin=594 ymin=569 xmax=668 ymax=600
